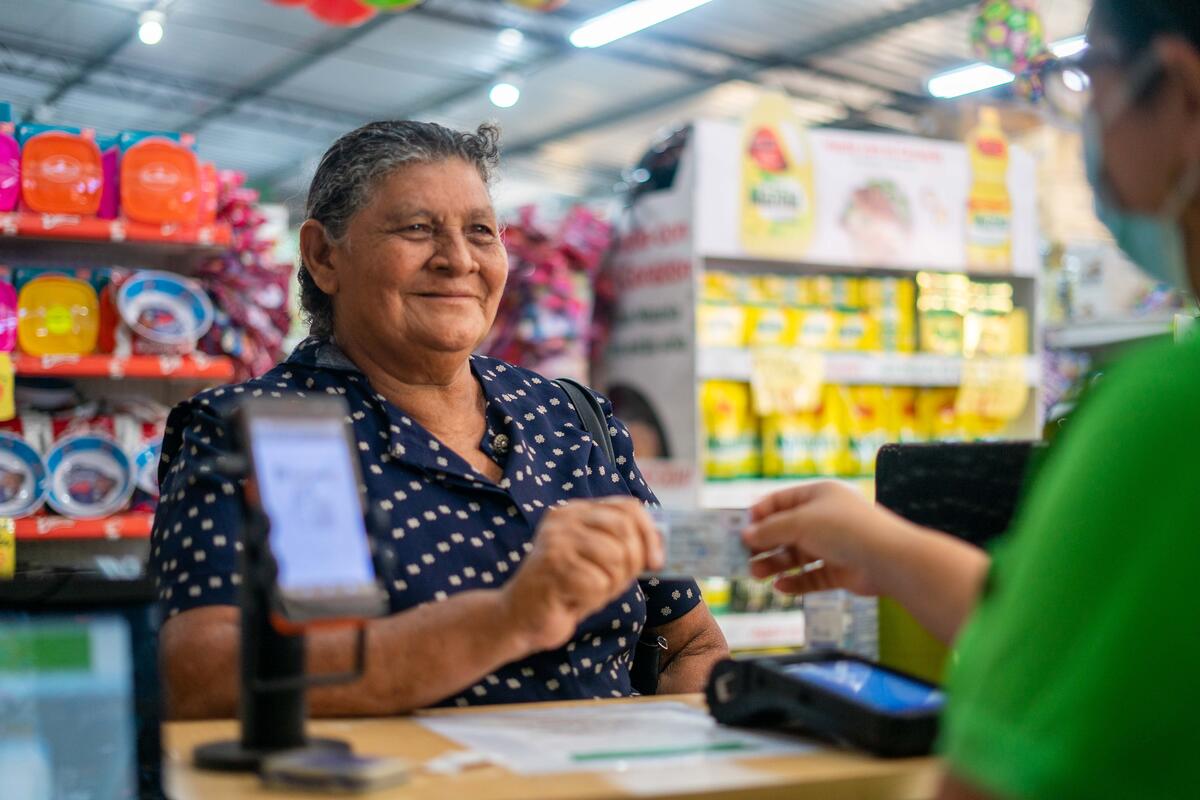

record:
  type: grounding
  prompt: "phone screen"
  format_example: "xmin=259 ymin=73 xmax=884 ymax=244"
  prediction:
xmin=248 ymin=416 xmax=375 ymax=596
xmin=783 ymin=660 xmax=944 ymax=714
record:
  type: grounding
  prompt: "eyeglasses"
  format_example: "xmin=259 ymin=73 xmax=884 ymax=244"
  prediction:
xmin=1029 ymin=47 xmax=1161 ymax=125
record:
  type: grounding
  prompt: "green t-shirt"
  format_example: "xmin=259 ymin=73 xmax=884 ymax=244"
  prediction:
xmin=942 ymin=335 xmax=1200 ymax=799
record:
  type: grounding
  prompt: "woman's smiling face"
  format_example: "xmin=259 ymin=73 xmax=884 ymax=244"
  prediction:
xmin=322 ymin=158 xmax=508 ymax=360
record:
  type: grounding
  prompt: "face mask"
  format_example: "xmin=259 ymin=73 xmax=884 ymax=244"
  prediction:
xmin=1081 ymin=60 xmax=1200 ymax=293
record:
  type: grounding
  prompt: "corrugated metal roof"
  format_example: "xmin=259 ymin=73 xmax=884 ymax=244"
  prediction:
xmin=0 ymin=0 xmax=1092 ymax=206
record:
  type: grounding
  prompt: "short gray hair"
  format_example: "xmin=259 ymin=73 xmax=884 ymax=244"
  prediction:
xmin=298 ymin=120 xmax=502 ymax=338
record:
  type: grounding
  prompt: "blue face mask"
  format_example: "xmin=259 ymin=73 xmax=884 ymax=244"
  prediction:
xmin=1082 ymin=86 xmax=1200 ymax=293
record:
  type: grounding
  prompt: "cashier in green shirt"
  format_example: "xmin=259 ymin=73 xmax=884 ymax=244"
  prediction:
xmin=743 ymin=2 xmax=1200 ymax=798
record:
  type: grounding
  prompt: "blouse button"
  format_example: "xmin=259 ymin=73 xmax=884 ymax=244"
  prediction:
xmin=493 ymin=434 xmax=510 ymax=454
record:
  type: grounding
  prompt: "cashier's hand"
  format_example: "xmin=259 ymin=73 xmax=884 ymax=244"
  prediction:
xmin=743 ymin=481 xmax=907 ymax=597
xmin=500 ymin=497 xmax=665 ymax=653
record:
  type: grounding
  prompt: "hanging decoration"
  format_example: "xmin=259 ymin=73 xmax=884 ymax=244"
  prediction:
xmin=304 ymin=0 xmax=377 ymax=26
xmin=196 ymin=171 xmax=293 ymax=380
xmin=481 ymin=205 xmax=612 ymax=381
xmin=361 ymin=0 xmax=424 ymax=8
xmin=970 ymin=0 xmax=1048 ymax=75
xmin=506 ymin=0 xmax=570 ymax=11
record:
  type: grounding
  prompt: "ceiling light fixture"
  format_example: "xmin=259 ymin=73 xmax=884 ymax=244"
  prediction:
xmin=927 ymin=35 xmax=1089 ymax=99
xmin=569 ymin=0 xmax=715 ymax=49
xmin=498 ymin=27 xmax=525 ymax=48
xmin=489 ymin=81 xmax=522 ymax=109
xmin=138 ymin=10 xmax=166 ymax=46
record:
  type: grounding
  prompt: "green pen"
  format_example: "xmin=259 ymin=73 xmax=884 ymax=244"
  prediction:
xmin=570 ymin=740 xmax=757 ymax=762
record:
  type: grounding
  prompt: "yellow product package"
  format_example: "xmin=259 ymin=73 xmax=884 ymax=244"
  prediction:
xmin=867 ymin=277 xmax=916 ymax=353
xmin=761 ymin=410 xmax=818 ymax=477
xmin=698 ymin=302 xmax=749 ymax=348
xmin=810 ymin=275 xmax=836 ymax=307
xmin=702 ymin=381 xmax=761 ymax=479
xmin=796 ymin=308 xmax=836 ymax=351
xmin=831 ymin=276 xmax=861 ymax=309
xmin=811 ymin=386 xmax=849 ymax=476
xmin=702 ymin=271 xmax=742 ymax=303
xmin=918 ymin=309 xmax=964 ymax=355
xmin=917 ymin=388 xmax=964 ymax=442
xmin=755 ymin=275 xmax=806 ymax=306
xmin=844 ymin=386 xmax=890 ymax=475
xmin=835 ymin=308 xmax=880 ymax=352
xmin=746 ymin=304 xmax=800 ymax=348
xmin=885 ymin=387 xmax=923 ymax=443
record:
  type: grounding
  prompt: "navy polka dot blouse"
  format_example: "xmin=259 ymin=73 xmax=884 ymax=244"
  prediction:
xmin=150 ymin=337 xmax=703 ymax=707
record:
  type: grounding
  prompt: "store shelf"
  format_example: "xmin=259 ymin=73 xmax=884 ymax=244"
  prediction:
xmin=716 ymin=610 xmax=806 ymax=651
xmin=1045 ymin=317 xmax=1175 ymax=350
xmin=0 ymin=212 xmax=231 ymax=251
xmin=14 ymin=513 xmax=154 ymax=541
xmin=703 ymin=478 xmax=873 ymax=509
xmin=701 ymin=254 xmax=1041 ymax=281
xmin=14 ymin=353 xmax=235 ymax=381
xmin=698 ymin=349 xmax=1040 ymax=387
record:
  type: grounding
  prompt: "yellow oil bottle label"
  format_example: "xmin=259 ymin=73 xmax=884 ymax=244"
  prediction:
xmin=741 ymin=93 xmax=816 ymax=258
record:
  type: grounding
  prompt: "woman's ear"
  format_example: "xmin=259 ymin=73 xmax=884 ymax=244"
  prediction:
xmin=1157 ymin=37 xmax=1200 ymax=162
xmin=300 ymin=219 xmax=339 ymax=295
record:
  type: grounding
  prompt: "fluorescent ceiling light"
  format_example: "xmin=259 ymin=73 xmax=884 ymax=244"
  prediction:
xmin=927 ymin=63 xmax=1015 ymax=99
xmin=569 ymin=0 xmax=715 ymax=49
xmin=927 ymin=35 xmax=1089 ymax=99
xmin=489 ymin=81 xmax=521 ymax=109
xmin=1051 ymin=35 xmax=1088 ymax=58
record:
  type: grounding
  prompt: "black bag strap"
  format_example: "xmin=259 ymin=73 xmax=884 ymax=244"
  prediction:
xmin=556 ymin=378 xmax=615 ymax=465
xmin=556 ymin=376 xmax=663 ymax=696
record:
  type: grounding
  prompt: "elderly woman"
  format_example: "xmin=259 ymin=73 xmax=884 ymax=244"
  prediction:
xmin=153 ymin=121 xmax=728 ymax=718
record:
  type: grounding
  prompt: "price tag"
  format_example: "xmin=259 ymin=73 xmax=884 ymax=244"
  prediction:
xmin=0 ymin=518 xmax=14 ymax=579
xmin=956 ymin=356 xmax=1028 ymax=420
xmin=750 ymin=350 xmax=826 ymax=416
xmin=0 ymin=352 xmax=14 ymax=422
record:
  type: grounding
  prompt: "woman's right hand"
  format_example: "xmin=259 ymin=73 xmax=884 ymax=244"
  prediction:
xmin=500 ymin=497 xmax=664 ymax=653
xmin=743 ymin=481 xmax=914 ymax=597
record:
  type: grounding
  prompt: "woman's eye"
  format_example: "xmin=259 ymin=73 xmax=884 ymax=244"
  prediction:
xmin=469 ymin=225 xmax=496 ymax=237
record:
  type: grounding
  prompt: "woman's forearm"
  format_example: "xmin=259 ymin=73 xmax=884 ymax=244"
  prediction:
xmin=162 ymin=590 xmax=540 ymax=719
xmin=873 ymin=521 xmax=991 ymax=645
xmin=308 ymin=589 xmax=536 ymax=715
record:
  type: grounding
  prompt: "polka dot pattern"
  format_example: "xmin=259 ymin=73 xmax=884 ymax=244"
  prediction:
xmin=150 ymin=337 xmax=702 ymax=707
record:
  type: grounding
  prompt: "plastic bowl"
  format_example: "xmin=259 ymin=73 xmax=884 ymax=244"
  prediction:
xmin=45 ymin=434 xmax=134 ymax=519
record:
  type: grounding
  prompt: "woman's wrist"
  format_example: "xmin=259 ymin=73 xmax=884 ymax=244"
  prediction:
xmin=493 ymin=584 xmax=544 ymax=658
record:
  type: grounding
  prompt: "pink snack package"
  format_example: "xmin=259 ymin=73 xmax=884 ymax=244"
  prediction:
xmin=97 ymin=138 xmax=120 ymax=219
xmin=0 ymin=280 xmax=15 ymax=352
xmin=0 ymin=124 xmax=19 ymax=212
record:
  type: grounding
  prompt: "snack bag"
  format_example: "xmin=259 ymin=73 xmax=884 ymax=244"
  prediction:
xmin=701 ymin=381 xmax=760 ymax=479
xmin=811 ymin=385 xmax=848 ymax=476
xmin=867 ymin=277 xmax=917 ymax=353
xmin=835 ymin=308 xmax=879 ymax=352
xmin=831 ymin=276 xmax=861 ymax=309
xmin=917 ymin=388 xmax=964 ymax=442
xmin=844 ymin=386 xmax=889 ymax=475
xmin=919 ymin=309 xmax=964 ymax=355
xmin=885 ymin=387 xmax=923 ymax=444
xmin=755 ymin=275 xmax=805 ymax=306
xmin=746 ymin=304 xmax=799 ymax=348
xmin=795 ymin=308 xmax=836 ymax=351
xmin=761 ymin=409 xmax=817 ymax=477
xmin=697 ymin=301 xmax=749 ymax=348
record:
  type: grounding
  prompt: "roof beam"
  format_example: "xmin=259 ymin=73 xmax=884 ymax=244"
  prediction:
xmin=26 ymin=0 xmax=165 ymax=120
xmin=177 ymin=13 xmax=396 ymax=133
xmin=502 ymin=0 xmax=975 ymax=158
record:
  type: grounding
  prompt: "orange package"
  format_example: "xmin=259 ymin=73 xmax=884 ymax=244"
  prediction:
xmin=121 ymin=137 xmax=200 ymax=225
xmin=21 ymin=131 xmax=103 ymax=215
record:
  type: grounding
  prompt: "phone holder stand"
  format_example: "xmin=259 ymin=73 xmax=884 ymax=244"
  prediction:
xmin=194 ymin=462 xmax=368 ymax=772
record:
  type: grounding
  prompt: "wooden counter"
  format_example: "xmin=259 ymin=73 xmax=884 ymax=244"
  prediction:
xmin=165 ymin=694 xmax=941 ymax=800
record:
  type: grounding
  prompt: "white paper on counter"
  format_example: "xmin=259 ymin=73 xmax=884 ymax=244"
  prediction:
xmin=416 ymin=700 xmax=815 ymax=775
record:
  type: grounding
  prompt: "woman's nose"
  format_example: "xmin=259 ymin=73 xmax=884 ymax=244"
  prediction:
xmin=432 ymin=230 xmax=475 ymax=273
